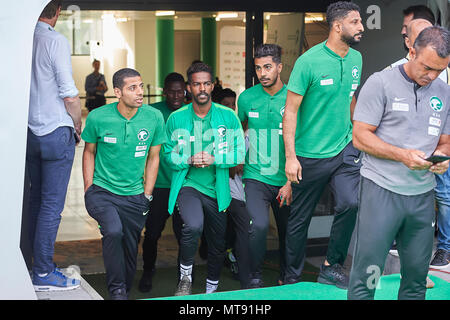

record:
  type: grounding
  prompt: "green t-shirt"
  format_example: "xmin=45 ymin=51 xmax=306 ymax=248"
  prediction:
xmin=287 ymin=40 xmax=362 ymax=158
xmin=151 ymin=100 xmax=183 ymax=188
xmin=81 ymin=102 xmax=167 ymax=195
xmin=182 ymin=108 xmax=217 ymax=198
xmin=237 ymin=84 xmax=287 ymax=186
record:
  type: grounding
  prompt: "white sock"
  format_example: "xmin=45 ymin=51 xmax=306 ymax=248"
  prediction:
xmin=206 ymin=279 xmax=219 ymax=294
xmin=180 ymin=264 xmax=193 ymax=282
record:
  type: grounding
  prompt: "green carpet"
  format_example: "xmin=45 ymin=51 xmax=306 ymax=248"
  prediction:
xmin=152 ymin=274 xmax=449 ymax=300
xmin=83 ymin=251 xmax=319 ymax=300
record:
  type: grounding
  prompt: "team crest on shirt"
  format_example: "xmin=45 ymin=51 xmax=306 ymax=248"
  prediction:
xmin=217 ymin=125 xmax=227 ymax=137
xmin=430 ymin=96 xmax=443 ymax=112
xmin=137 ymin=128 xmax=149 ymax=141
xmin=352 ymin=66 xmax=360 ymax=79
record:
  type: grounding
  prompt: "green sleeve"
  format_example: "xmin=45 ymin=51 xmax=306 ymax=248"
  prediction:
xmin=287 ymin=55 xmax=312 ymax=96
xmin=80 ymin=113 xmax=98 ymax=143
xmin=151 ymin=111 xmax=167 ymax=146
xmin=237 ymin=94 xmax=248 ymax=122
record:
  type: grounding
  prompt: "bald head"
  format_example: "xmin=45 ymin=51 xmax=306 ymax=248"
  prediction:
xmin=405 ymin=19 xmax=433 ymax=49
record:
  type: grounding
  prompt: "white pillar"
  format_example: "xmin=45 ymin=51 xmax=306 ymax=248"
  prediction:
xmin=0 ymin=0 xmax=51 ymax=299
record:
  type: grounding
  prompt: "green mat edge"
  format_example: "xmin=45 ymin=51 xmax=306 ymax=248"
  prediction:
xmin=147 ymin=274 xmax=450 ymax=300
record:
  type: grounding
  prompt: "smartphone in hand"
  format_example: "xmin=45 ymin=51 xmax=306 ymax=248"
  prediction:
xmin=425 ymin=155 xmax=450 ymax=163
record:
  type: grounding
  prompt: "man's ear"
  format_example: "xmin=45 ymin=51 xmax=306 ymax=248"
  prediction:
xmin=409 ymin=46 xmax=417 ymax=61
xmin=186 ymin=83 xmax=192 ymax=94
xmin=333 ymin=20 xmax=342 ymax=34
xmin=405 ymin=36 xmax=412 ymax=51
xmin=277 ymin=62 xmax=283 ymax=74
xmin=113 ymin=87 xmax=122 ymax=100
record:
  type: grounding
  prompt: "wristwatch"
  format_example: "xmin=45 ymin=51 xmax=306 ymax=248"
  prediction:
xmin=144 ymin=194 xmax=153 ymax=202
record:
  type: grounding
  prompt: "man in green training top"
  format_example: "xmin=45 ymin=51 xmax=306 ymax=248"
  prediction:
xmin=164 ymin=62 xmax=245 ymax=296
xmin=82 ymin=68 xmax=166 ymax=300
xmin=237 ymin=43 xmax=291 ymax=287
xmin=282 ymin=1 xmax=364 ymax=289
xmin=139 ymin=72 xmax=186 ymax=293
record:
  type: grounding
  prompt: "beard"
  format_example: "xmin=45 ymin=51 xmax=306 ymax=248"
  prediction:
xmin=193 ymin=92 xmax=211 ymax=105
xmin=259 ymin=76 xmax=277 ymax=88
xmin=341 ymin=32 xmax=363 ymax=46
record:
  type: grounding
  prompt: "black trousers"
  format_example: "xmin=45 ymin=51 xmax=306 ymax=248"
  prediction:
xmin=285 ymin=141 xmax=361 ymax=283
xmin=142 ymin=188 xmax=182 ymax=272
xmin=226 ymin=198 xmax=252 ymax=289
xmin=177 ymin=187 xmax=227 ymax=282
xmin=84 ymin=184 xmax=149 ymax=295
xmin=244 ymin=179 xmax=290 ymax=281
xmin=348 ymin=177 xmax=435 ymax=300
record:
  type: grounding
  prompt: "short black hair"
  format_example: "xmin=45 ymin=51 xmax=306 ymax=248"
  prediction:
xmin=414 ymin=26 xmax=449 ymax=58
xmin=403 ymin=5 xmax=435 ymax=25
xmin=112 ymin=68 xmax=141 ymax=89
xmin=215 ymin=88 xmax=236 ymax=104
xmin=326 ymin=1 xmax=361 ymax=28
xmin=254 ymin=44 xmax=282 ymax=64
xmin=186 ymin=62 xmax=214 ymax=83
xmin=164 ymin=72 xmax=185 ymax=88
xmin=40 ymin=0 xmax=62 ymax=19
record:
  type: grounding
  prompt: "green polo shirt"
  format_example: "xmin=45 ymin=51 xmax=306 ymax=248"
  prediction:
xmin=81 ymin=102 xmax=167 ymax=196
xmin=238 ymin=83 xmax=288 ymax=187
xmin=151 ymin=100 xmax=183 ymax=188
xmin=182 ymin=108 xmax=217 ymax=199
xmin=287 ymin=40 xmax=362 ymax=158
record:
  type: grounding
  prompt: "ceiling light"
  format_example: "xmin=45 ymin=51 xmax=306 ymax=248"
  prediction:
xmin=101 ymin=13 xmax=115 ymax=20
xmin=217 ymin=12 xmax=238 ymax=19
xmin=155 ymin=10 xmax=175 ymax=17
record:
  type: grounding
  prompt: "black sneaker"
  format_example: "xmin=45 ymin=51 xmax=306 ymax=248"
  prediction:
xmin=248 ymin=278 xmax=264 ymax=289
xmin=138 ymin=268 xmax=155 ymax=293
xmin=110 ymin=288 xmax=128 ymax=300
xmin=174 ymin=276 xmax=192 ymax=296
xmin=430 ymin=249 xmax=450 ymax=269
xmin=317 ymin=263 xmax=349 ymax=289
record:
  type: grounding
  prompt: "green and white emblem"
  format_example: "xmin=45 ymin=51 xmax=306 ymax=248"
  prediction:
xmin=352 ymin=66 xmax=360 ymax=79
xmin=137 ymin=128 xmax=149 ymax=141
xmin=430 ymin=96 xmax=443 ymax=112
xmin=217 ymin=125 xmax=227 ymax=137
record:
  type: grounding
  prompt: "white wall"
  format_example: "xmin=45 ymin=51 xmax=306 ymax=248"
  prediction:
xmin=135 ymin=18 xmax=157 ymax=102
xmin=71 ymin=18 xmax=137 ymax=107
xmin=0 ymin=0 xmax=51 ymax=300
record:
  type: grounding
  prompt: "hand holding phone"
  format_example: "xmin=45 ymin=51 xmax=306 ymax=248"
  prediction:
xmin=425 ymin=155 xmax=450 ymax=163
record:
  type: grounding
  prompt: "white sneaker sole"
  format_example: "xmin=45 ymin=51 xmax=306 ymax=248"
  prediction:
xmin=429 ymin=262 xmax=450 ymax=270
xmin=34 ymin=283 xmax=80 ymax=292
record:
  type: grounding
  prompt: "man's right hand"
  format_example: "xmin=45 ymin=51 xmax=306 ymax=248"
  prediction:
xmin=285 ymin=157 xmax=302 ymax=184
xmin=401 ymin=149 xmax=432 ymax=171
xmin=84 ymin=183 xmax=92 ymax=193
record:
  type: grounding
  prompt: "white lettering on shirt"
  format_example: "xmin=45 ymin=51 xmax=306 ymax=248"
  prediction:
xmin=134 ymin=151 xmax=146 ymax=157
xmin=104 ymin=137 xmax=117 ymax=143
xmin=320 ymin=79 xmax=334 ymax=86
xmin=136 ymin=145 xmax=147 ymax=151
xmin=429 ymin=117 xmax=441 ymax=127
xmin=428 ymin=126 xmax=440 ymax=136
xmin=392 ymin=103 xmax=409 ymax=112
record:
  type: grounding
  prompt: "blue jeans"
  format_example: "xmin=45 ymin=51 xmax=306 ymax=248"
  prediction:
xmin=26 ymin=126 xmax=75 ymax=275
xmin=435 ymin=171 xmax=450 ymax=251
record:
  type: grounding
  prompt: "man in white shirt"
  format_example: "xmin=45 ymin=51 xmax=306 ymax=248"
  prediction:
xmin=27 ymin=0 xmax=81 ymax=291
